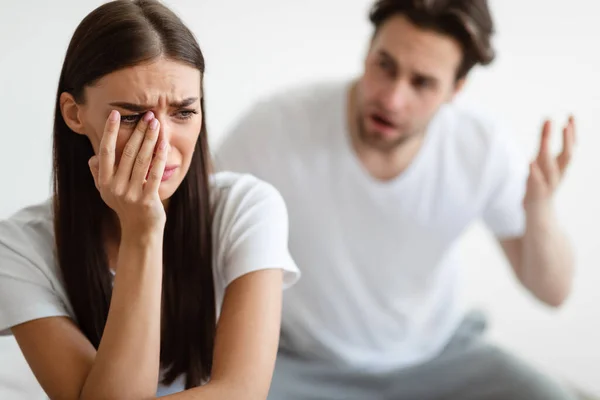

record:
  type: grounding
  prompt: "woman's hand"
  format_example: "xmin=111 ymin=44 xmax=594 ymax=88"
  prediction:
xmin=89 ymin=110 xmax=169 ymax=236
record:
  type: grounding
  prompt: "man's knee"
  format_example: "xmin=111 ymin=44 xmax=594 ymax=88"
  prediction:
xmin=474 ymin=345 xmax=577 ymax=400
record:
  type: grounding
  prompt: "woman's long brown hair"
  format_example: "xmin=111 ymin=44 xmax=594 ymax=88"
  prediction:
xmin=52 ymin=0 xmax=214 ymax=388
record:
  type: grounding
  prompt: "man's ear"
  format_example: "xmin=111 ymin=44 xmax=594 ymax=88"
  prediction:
xmin=60 ymin=92 xmax=86 ymax=135
xmin=448 ymin=78 xmax=466 ymax=102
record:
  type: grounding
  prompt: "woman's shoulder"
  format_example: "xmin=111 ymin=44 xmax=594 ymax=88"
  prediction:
xmin=0 ymin=199 xmax=71 ymax=335
xmin=209 ymin=171 xmax=289 ymax=254
xmin=210 ymin=171 xmax=285 ymax=217
xmin=0 ymin=199 xmax=56 ymax=265
xmin=209 ymin=172 xmax=299 ymax=294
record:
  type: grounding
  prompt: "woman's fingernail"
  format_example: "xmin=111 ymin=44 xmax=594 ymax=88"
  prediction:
xmin=150 ymin=118 xmax=159 ymax=130
xmin=109 ymin=110 xmax=119 ymax=122
xmin=89 ymin=157 xmax=99 ymax=167
xmin=144 ymin=112 xmax=154 ymax=122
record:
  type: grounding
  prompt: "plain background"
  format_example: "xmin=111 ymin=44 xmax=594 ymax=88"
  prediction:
xmin=0 ymin=0 xmax=598 ymax=398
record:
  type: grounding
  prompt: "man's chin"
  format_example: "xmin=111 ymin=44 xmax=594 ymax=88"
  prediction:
xmin=361 ymin=130 xmax=408 ymax=151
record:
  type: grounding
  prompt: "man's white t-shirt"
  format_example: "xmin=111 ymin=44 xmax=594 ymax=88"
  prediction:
xmin=215 ymin=80 xmax=529 ymax=372
xmin=0 ymin=172 xmax=300 ymax=396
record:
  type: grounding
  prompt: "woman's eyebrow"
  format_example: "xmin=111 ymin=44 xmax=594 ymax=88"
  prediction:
xmin=171 ymin=97 xmax=199 ymax=108
xmin=109 ymin=97 xmax=199 ymax=112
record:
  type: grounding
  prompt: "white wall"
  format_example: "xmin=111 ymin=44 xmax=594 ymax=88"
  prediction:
xmin=1 ymin=0 xmax=599 ymax=397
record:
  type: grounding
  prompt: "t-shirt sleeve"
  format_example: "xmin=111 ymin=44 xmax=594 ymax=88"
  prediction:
xmin=218 ymin=179 xmax=300 ymax=290
xmin=482 ymin=131 xmax=530 ymax=239
xmin=0 ymin=239 xmax=70 ymax=336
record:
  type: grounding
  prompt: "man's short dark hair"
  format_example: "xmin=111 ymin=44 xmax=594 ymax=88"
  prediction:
xmin=369 ymin=0 xmax=495 ymax=79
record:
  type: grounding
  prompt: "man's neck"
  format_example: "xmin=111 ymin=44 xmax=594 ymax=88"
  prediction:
xmin=347 ymin=82 xmax=424 ymax=182
xmin=352 ymin=135 xmax=424 ymax=181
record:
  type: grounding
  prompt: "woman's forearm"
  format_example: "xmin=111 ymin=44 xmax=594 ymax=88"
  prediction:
xmin=81 ymin=231 xmax=164 ymax=399
xmin=160 ymin=381 xmax=254 ymax=400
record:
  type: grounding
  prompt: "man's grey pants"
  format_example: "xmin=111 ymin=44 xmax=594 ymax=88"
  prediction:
xmin=268 ymin=312 xmax=576 ymax=400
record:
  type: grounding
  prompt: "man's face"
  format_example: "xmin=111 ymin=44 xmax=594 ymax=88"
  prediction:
xmin=356 ymin=14 xmax=464 ymax=152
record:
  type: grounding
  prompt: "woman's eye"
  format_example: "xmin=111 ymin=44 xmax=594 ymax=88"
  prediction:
xmin=119 ymin=110 xmax=197 ymax=125
xmin=176 ymin=109 xmax=198 ymax=120
xmin=120 ymin=114 xmax=141 ymax=125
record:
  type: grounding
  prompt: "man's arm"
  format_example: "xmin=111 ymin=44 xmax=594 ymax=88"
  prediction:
xmin=500 ymin=206 xmax=574 ymax=307
xmin=500 ymin=117 xmax=576 ymax=307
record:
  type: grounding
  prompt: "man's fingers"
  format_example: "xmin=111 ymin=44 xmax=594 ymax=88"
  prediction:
xmin=536 ymin=120 xmax=552 ymax=161
xmin=535 ymin=120 xmax=561 ymax=188
xmin=569 ymin=115 xmax=576 ymax=143
xmin=524 ymin=161 xmax=547 ymax=206
xmin=528 ymin=161 xmax=545 ymax=186
xmin=557 ymin=117 xmax=575 ymax=174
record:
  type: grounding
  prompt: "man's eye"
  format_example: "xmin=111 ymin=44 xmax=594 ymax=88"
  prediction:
xmin=379 ymin=59 xmax=392 ymax=71
xmin=413 ymin=77 xmax=433 ymax=90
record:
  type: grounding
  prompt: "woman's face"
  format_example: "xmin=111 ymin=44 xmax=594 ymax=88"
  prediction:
xmin=66 ymin=58 xmax=203 ymax=201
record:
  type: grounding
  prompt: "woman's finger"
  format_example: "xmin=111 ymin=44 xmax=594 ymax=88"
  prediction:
xmin=114 ymin=111 xmax=154 ymax=185
xmin=88 ymin=156 xmax=100 ymax=190
xmin=97 ymin=110 xmax=120 ymax=185
xmin=130 ymin=118 xmax=161 ymax=187
xmin=144 ymin=138 xmax=169 ymax=196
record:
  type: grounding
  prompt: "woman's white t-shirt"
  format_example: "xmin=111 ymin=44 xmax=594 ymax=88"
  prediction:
xmin=0 ymin=172 xmax=300 ymax=396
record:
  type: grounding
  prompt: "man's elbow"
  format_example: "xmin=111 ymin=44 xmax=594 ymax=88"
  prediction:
xmin=539 ymin=280 xmax=573 ymax=308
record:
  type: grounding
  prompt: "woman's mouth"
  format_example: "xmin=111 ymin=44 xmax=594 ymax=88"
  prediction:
xmin=145 ymin=165 xmax=179 ymax=182
xmin=161 ymin=165 xmax=178 ymax=182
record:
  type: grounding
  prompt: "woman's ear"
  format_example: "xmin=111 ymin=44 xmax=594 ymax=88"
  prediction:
xmin=60 ymin=92 xmax=86 ymax=135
